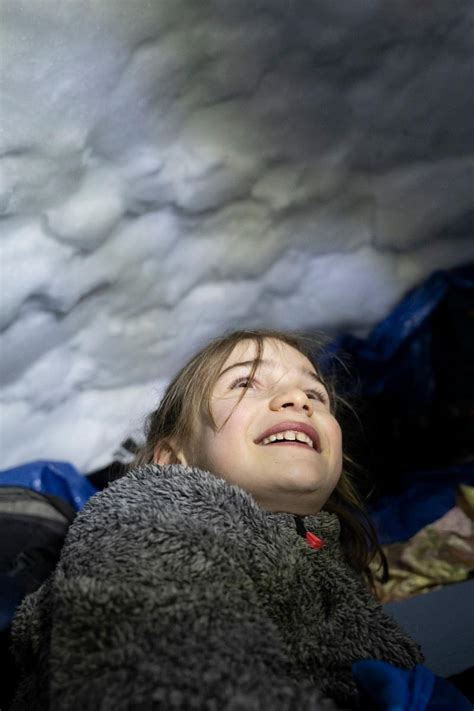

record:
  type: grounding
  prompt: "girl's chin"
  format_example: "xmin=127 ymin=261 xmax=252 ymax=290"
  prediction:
xmin=270 ymin=468 xmax=327 ymax=489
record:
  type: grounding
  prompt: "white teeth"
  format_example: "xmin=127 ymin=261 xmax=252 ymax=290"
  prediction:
xmin=261 ymin=430 xmax=313 ymax=448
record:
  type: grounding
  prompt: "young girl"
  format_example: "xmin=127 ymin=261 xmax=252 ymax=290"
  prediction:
xmin=11 ymin=328 xmax=424 ymax=710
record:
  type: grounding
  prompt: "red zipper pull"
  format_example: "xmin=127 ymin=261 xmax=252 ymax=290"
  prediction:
xmin=305 ymin=531 xmax=323 ymax=549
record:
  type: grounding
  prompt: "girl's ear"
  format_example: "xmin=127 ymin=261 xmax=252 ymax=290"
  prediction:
xmin=153 ymin=440 xmax=182 ymax=465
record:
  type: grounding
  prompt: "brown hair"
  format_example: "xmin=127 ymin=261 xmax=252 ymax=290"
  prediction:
xmin=132 ymin=328 xmax=387 ymax=591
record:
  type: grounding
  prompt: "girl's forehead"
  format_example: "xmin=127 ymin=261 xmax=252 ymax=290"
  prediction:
xmin=223 ymin=338 xmax=313 ymax=371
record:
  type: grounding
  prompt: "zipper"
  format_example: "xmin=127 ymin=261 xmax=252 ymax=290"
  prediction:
xmin=294 ymin=515 xmax=323 ymax=550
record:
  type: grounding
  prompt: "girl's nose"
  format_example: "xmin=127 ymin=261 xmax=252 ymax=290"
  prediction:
xmin=270 ymin=388 xmax=314 ymax=416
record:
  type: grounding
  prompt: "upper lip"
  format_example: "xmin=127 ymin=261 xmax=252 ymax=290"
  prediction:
xmin=255 ymin=421 xmax=321 ymax=452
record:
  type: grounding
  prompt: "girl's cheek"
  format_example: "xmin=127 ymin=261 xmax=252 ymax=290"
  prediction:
xmin=331 ymin=419 xmax=343 ymax=450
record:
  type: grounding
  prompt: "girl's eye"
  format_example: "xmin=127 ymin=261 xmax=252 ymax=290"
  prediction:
xmin=230 ymin=376 xmax=255 ymax=389
xmin=230 ymin=377 xmax=328 ymax=405
xmin=307 ymin=389 xmax=329 ymax=405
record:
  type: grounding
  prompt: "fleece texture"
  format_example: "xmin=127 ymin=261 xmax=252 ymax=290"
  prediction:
xmin=10 ymin=465 xmax=424 ymax=710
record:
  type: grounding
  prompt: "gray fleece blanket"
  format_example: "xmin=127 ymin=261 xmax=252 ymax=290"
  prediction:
xmin=10 ymin=465 xmax=424 ymax=710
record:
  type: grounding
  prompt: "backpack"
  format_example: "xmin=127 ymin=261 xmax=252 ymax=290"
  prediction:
xmin=0 ymin=486 xmax=76 ymax=626
xmin=0 ymin=486 xmax=76 ymax=709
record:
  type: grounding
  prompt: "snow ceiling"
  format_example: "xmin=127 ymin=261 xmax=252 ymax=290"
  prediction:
xmin=1 ymin=0 xmax=473 ymax=472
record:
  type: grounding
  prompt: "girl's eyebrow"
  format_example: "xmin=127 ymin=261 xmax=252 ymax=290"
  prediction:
xmin=217 ymin=358 xmax=324 ymax=385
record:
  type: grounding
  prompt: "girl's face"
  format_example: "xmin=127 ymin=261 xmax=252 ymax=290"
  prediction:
xmin=166 ymin=338 xmax=343 ymax=515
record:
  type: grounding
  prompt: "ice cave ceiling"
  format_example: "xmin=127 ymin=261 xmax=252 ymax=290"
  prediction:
xmin=0 ymin=0 xmax=473 ymax=471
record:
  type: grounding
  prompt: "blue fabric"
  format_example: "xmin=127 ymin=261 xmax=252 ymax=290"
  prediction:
xmin=367 ymin=464 xmax=474 ymax=545
xmin=0 ymin=460 xmax=97 ymax=511
xmin=352 ymin=660 xmax=471 ymax=710
xmin=319 ymin=264 xmax=474 ymax=546
xmin=321 ymin=264 xmax=474 ymax=406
